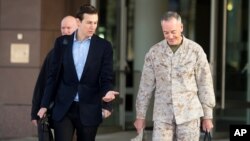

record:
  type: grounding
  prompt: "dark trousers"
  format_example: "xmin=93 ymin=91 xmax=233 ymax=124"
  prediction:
xmin=53 ymin=102 xmax=98 ymax=141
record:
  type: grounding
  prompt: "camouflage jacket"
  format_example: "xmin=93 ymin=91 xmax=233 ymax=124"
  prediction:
xmin=136 ymin=36 xmax=216 ymax=124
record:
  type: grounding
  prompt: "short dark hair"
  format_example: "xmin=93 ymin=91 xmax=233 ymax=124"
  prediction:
xmin=76 ymin=4 xmax=98 ymax=21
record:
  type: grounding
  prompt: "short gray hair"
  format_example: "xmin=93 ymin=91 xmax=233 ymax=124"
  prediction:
xmin=161 ymin=11 xmax=182 ymax=24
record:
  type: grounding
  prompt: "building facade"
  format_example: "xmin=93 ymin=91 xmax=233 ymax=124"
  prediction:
xmin=0 ymin=0 xmax=249 ymax=139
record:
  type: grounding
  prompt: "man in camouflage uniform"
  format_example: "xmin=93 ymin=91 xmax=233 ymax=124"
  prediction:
xmin=134 ymin=11 xmax=216 ymax=141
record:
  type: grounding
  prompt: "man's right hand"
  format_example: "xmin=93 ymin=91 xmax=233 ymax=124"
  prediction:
xmin=37 ymin=107 xmax=47 ymax=119
xmin=31 ymin=119 xmax=38 ymax=127
xmin=102 ymin=109 xmax=111 ymax=118
xmin=134 ymin=119 xmax=145 ymax=134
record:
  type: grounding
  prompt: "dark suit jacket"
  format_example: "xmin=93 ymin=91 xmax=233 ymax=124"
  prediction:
xmin=31 ymin=50 xmax=112 ymax=120
xmin=31 ymin=51 xmax=53 ymax=120
xmin=40 ymin=33 xmax=114 ymax=126
xmin=31 ymin=48 xmax=112 ymax=120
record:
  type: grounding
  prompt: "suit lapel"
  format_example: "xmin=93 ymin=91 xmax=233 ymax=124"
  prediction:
xmin=80 ymin=35 xmax=98 ymax=81
xmin=64 ymin=34 xmax=79 ymax=81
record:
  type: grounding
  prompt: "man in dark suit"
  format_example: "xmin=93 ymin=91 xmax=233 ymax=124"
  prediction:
xmin=31 ymin=15 xmax=78 ymax=128
xmin=31 ymin=15 xmax=112 ymax=127
xmin=31 ymin=16 xmax=79 ymax=141
xmin=37 ymin=5 xmax=119 ymax=141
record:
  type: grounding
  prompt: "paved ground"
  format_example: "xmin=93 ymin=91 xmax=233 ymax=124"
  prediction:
xmin=1 ymin=131 xmax=229 ymax=141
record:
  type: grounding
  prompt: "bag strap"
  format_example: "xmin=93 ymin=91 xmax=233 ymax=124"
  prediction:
xmin=203 ymin=131 xmax=212 ymax=141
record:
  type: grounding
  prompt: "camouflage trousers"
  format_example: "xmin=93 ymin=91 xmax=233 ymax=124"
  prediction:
xmin=152 ymin=119 xmax=200 ymax=141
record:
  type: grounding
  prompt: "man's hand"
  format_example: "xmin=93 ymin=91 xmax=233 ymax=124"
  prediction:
xmin=102 ymin=109 xmax=111 ymax=118
xmin=37 ymin=107 xmax=47 ymax=119
xmin=102 ymin=91 xmax=119 ymax=102
xmin=31 ymin=119 xmax=38 ymax=127
xmin=134 ymin=119 xmax=145 ymax=134
xmin=201 ymin=119 xmax=214 ymax=132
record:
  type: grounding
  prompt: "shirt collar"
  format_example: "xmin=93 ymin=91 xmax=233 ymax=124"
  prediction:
xmin=74 ymin=30 xmax=92 ymax=42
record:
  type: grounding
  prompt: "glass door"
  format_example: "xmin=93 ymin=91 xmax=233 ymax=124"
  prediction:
xmin=94 ymin=0 xmax=125 ymax=131
xmin=214 ymin=0 xmax=250 ymax=138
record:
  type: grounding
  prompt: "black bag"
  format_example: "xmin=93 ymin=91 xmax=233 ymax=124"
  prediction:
xmin=38 ymin=115 xmax=54 ymax=141
xmin=203 ymin=131 xmax=212 ymax=141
